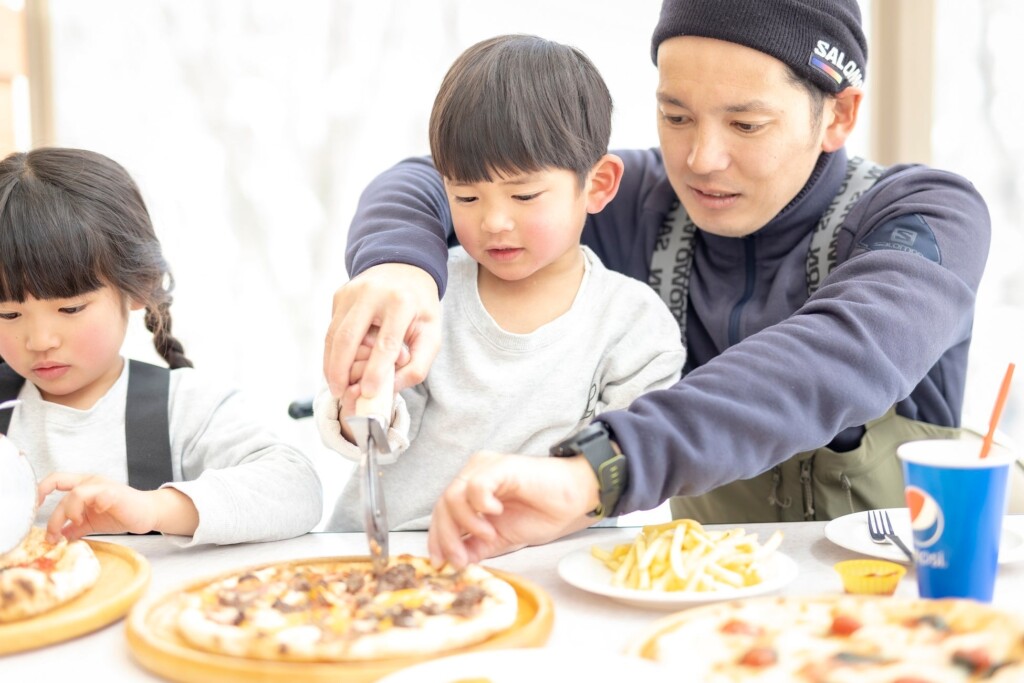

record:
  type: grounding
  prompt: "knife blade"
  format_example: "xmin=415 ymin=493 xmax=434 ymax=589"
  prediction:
xmin=344 ymin=366 xmax=394 ymax=576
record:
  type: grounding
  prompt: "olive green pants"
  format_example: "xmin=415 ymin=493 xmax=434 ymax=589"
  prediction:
xmin=669 ymin=409 xmax=963 ymax=523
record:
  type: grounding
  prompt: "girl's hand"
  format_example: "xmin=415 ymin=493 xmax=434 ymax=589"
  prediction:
xmin=37 ymin=473 xmax=199 ymax=542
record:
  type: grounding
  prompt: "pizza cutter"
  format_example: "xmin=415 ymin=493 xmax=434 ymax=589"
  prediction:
xmin=344 ymin=364 xmax=394 ymax=576
xmin=0 ymin=414 xmax=37 ymax=557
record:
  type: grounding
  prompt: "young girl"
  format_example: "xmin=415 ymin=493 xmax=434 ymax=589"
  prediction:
xmin=0 ymin=147 xmax=322 ymax=545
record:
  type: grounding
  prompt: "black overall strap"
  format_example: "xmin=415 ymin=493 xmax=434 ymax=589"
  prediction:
xmin=0 ymin=360 xmax=172 ymax=489
xmin=124 ymin=360 xmax=173 ymax=491
xmin=0 ymin=363 xmax=25 ymax=434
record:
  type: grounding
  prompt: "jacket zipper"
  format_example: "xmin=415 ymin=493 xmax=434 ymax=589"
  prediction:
xmin=728 ymin=237 xmax=756 ymax=346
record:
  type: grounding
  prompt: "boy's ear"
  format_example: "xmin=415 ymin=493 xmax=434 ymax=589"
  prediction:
xmin=585 ymin=154 xmax=625 ymax=214
xmin=821 ymin=87 xmax=862 ymax=153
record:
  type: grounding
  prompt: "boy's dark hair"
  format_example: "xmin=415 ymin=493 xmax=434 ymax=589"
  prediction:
xmin=0 ymin=147 xmax=192 ymax=369
xmin=429 ymin=34 xmax=613 ymax=187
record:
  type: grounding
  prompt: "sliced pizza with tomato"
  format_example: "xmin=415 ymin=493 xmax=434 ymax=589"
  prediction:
xmin=0 ymin=526 xmax=101 ymax=622
xmin=634 ymin=595 xmax=1024 ymax=682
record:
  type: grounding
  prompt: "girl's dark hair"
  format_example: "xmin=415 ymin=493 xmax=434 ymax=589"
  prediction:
xmin=429 ymin=34 xmax=613 ymax=187
xmin=0 ymin=147 xmax=192 ymax=369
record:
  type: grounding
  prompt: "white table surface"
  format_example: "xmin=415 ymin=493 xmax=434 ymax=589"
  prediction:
xmin=5 ymin=520 xmax=1024 ymax=679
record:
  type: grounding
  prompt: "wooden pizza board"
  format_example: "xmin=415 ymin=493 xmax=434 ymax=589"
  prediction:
xmin=0 ymin=539 xmax=151 ymax=655
xmin=126 ymin=555 xmax=554 ymax=683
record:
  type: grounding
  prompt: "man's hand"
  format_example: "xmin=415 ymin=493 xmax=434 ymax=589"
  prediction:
xmin=427 ymin=452 xmax=601 ymax=569
xmin=37 ymin=473 xmax=199 ymax=541
xmin=323 ymin=263 xmax=441 ymax=399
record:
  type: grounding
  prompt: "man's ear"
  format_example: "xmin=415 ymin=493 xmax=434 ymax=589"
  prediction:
xmin=585 ymin=153 xmax=625 ymax=214
xmin=821 ymin=87 xmax=863 ymax=152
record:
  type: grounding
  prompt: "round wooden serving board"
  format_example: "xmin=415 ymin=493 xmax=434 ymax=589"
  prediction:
xmin=0 ymin=539 xmax=151 ymax=655
xmin=126 ymin=555 xmax=554 ymax=683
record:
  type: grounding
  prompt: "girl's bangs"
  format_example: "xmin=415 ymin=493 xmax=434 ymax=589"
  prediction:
xmin=0 ymin=183 xmax=104 ymax=302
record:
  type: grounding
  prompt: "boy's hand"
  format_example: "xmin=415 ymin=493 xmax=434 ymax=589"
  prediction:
xmin=37 ymin=473 xmax=199 ymax=542
xmin=338 ymin=328 xmax=406 ymax=443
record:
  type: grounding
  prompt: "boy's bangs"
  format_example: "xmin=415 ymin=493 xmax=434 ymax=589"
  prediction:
xmin=436 ymin=107 xmax=545 ymax=184
xmin=0 ymin=183 xmax=104 ymax=302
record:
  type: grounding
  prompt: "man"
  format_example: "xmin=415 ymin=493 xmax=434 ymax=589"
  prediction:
xmin=324 ymin=0 xmax=989 ymax=568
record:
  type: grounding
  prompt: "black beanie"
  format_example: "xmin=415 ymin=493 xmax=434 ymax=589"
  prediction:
xmin=650 ymin=0 xmax=867 ymax=94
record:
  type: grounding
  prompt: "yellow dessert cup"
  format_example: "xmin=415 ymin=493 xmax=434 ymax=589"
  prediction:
xmin=834 ymin=559 xmax=906 ymax=595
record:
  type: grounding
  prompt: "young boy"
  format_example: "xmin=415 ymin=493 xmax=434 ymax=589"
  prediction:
xmin=316 ymin=34 xmax=684 ymax=530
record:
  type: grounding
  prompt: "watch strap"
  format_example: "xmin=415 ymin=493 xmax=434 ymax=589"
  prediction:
xmin=551 ymin=423 xmax=627 ymax=518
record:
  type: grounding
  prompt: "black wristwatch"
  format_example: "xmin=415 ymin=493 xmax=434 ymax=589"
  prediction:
xmin=550 ymin=422 xmax=627 ymax=518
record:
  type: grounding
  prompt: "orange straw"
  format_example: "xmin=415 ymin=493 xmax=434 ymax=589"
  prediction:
xmin=980 ymin=362 xmax=1015 ymax=459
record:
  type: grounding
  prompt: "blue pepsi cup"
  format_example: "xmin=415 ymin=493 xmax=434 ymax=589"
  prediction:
xmin=897 ymin=439 xmax=1013 ymax=602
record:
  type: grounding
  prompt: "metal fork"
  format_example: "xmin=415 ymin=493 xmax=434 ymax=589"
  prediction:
xmin=867 ymin=509 xmax=914 ymax=562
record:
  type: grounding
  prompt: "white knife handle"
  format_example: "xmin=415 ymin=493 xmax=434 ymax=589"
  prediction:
xmin=354 ymin=359 xmax=395 ymax=422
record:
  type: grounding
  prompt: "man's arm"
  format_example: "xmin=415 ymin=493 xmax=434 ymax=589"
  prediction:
xmin=600 ymin=165 xmax=990 ymax=515
xmin=345 ymin=156 xmax=454 ymax=290
xmin=326 ymin=157 xmax=451 ymax=397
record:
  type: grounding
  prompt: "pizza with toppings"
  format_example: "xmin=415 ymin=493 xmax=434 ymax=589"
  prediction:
xmin=174 ymin=554 xmax=519 ymax=661
xmin=631 ymin=595 xmax=1024 ymax=682
xmin=0 ymin=526 xmax=101 ymax=622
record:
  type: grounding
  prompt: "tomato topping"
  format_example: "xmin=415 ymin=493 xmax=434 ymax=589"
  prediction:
xmin=953 ymin=648 xmax=992 ymax=675
xmin=720 ymin=619 xmax=763 ymax=636
xmin=830 ymin=614 xmax=862 ymax=636
xmin=30 ymin=556 xmax=56 ymax=572
xmin=739 ymin=647 xmax=778 ymax=667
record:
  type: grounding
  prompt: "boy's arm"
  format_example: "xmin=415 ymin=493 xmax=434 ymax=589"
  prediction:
xmin=594 ymin=281 xmax=685 ymax=415
xmin=585 ymin=262 xmax=688 ymax=413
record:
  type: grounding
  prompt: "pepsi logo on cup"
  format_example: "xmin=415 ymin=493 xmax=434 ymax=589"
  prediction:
xmin=906 ymin=486 xmax=945 ymax=549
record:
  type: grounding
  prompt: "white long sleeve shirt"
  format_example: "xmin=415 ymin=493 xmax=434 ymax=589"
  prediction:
xmin=6 ymin=361 xmax=323 ymax=545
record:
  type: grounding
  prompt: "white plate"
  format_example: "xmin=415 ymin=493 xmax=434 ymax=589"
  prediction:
xmin=556 ymin=544 xmax=799 ymax=610
xmin=376 ymin=648 xmax=673 ymax=683
xmin=824 ymin=508 xmax=1024 ymax=565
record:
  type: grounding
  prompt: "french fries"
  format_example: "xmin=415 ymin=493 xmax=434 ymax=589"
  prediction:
xmin=591 ymin=519 xmax=783 ymax=592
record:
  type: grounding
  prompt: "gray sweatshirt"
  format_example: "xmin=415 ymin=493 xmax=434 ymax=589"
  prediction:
xmin=317 ymin=246 xmax=685 ymax=530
